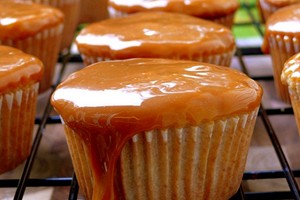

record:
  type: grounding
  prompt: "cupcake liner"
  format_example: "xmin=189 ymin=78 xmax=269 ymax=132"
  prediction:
xmin=287 ymin=83 xmax=300 ymax=135
xmin=0 ymin=83 xmax=39 ymax=174
xmin=29 ymin=0 xmax=80 ymax=50
xmin=267 ymin=34 xmax=300 ymax=103
xmin=58 ymin=0 xmax=80 ymax=50
xmin=63 ymin=108 xmax=259 ymax=200
xmin=63 ymin=122 xmax=94 ymax=200
xmin=0 ymin=24 xmax=64 ymax=93
xmin=81 ymin=50 xmax=235 ymax=67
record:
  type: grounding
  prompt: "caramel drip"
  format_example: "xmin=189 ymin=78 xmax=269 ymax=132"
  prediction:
xmin=108 ymin=0 xmax=240 ymax=18
xmin=262 ymin=4 xmax=300 ymax=53
xmin=76 ymin=12 xmax=235 ymax=59
xmin=51 ymin=58 xmax=262 ymax=199
xmin=0 ymin=1 xmax=64 ymax=40
xmin=0 ymin=45 xmax=43 ymax=93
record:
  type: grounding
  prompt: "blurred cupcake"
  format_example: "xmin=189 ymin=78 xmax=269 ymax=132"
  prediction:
xmin=75 ymin=11 xmax=236 ymax=66
xmin=282 ymin=53 xmax=300 ymax=134
xmin=108 ymin=0 xmax=240 ymax=28
xmin=262 ymin=4 xmax=300 ymax=103
xmin=258 ymin=0 xmax=300 ymax=22
xmin=0 ymin=45 xmax=43 ymax=174
xmin=78 ymin=0 xmax=109 ymax=24
xmin=16 ymin=0 xmax=80 ymax=51
xmin=51 ymin=58 xmax=263 ymax=200
xmin=0 ymin=1 xmax=64 ymax=93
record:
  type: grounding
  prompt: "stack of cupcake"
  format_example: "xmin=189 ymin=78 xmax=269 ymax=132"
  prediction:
xmin=0 ymin=1 xmax=64 ymax=93
xmin=0 ymin=45 xmax=43 ymax=174
xmin=0 ymin=0 xmax=65 ymax=175
xmin=262 ymin=3 xmax=300 ymax=103
xmin=50 ymin=1 xmax=264 ymax=200
xmin=0 ymin=0 xmax=266 ymax=199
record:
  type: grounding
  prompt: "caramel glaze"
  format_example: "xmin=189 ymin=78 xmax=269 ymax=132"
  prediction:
xmin=0 ymin=1 xmax=64 ymax=40
xmin=262 ymin=3 xmax=300 ymax=53
xmin=108 ymin=0 xmax=240 ymax=19
xmin=0 ymin=45 xmax=43 ymax=93
xmin=51 ymin=58 xmax=262 ymax=200
xmin=263 ymin=0 xmax=300 ymax=7
xmin=281 ymin=52 xmax=300 ymax=85
xmin=76 ymin=11 xmax=235 ymax=60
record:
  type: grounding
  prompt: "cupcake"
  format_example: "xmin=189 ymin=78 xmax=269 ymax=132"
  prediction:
xmin=258 ymin=0 xmax=300 ymax=22
xmin=75 ymin=11 xmax=236 ymax=66
xmin=0 ymin=1 xmax=64 ymax=93
xmin=282 ymin=53 xmax=300 ymax=134
xmin=108 ymin=0 xmax=240 ymax=28
xmin=0 ymin=45 xmax=43 ymax=174
xmin=262 ymin=3 xmax=300 ymax=103
xmin=78 ymin=0 xmax=109 ymax=24
xmin=51 ymin=58 xmax=263 ymax=200
xmin=16 ymin=0 xmax=80 ymax=51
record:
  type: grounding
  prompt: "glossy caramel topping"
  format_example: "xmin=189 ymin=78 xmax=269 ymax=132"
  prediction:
xmin=76 ymin=12 xmax=235 ymax=59
xmin=281 ymin=53 xmax=300 ymax=85
xmin=263 ymin=0 xmax=300 ymax=7
xmin=0 ymin=45 xmax=43 ymax=92
xmin=51 ymin=58 xmax=262 ymax=200
xmin=108 ymin=0 xmax=240 ymax=18
xmin=262 ymin=4 xmax=300 ymax=53
xmin=0 ymin=1 xmax=64 ymax=40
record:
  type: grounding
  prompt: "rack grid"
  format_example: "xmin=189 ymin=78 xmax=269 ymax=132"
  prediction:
xmin=1 ymin=0 xmax=300 ymax=199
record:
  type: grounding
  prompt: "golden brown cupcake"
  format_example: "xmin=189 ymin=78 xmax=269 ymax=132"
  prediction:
xmin=258 ymin=0 xmax=300 ymax=22
xmin=51 ymin=58 xmax=263 ymax=200
xmin=78 ymin=0 xmax=109 ymax=24
xmin=0 ymin=45 xmax=43 ymax=174
xmin=75 ymin=11 xmax=236 ymax=66
xmin=0 ymin=1 xmax=64 ymax=93
xmin=108 ymin=0 xmax=240 ymax=28
xmin=16 ymin=0 xmax=80 ymax=50
xmin=262 ymin=3 xmax=300 ymax=103
xmin=282 ymin=53 xmax=300 ymax=134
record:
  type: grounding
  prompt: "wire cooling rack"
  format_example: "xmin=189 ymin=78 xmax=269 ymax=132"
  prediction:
xmin=0 ymin=0 xmax=300 ymax=199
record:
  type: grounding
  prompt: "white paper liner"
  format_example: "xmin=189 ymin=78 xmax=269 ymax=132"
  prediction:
xmin=63 ymin=108 xmax=259 ymax=200
xmin=268 ymin=34 xmax=300 ymax=103
xmin=0 ymin=83 xmax=39 ymax=174
xmin=0 ymin=24 xmax=63 ymax=93
xmin=81 ymin=50 xmax=235 ymax=67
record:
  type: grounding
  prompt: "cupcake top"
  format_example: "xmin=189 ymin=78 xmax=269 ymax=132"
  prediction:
xmin=0 ymin=1 xmax=64 ymax=40
xmin=281 ymin=53 xmax=300 ymax=85
xmin=52 ymin=58 xmax=262 ymax=134
xmin=261 ymin=0 xmax=300 ymax=7
xmin=75 ymin=11 xmax=235 ymax=60
xmin=0 ymin=45 xmax=43 ymax=93
xmin=108 ymin=0 xmax=240 ymax=18
xmin=262 ymin=4 xmax=300 ymax=53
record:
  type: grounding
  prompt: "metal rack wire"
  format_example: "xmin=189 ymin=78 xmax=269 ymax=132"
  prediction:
xmin=0 ymin=1 xmax=300 ymax=199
